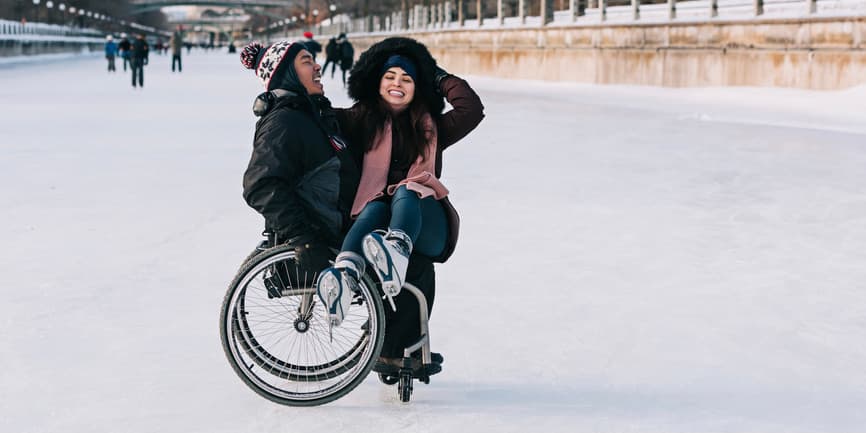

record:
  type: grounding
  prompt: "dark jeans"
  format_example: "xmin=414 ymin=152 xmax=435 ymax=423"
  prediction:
xmin=172 ymin=54 xmax=182 ymax=72
xmin=122 ymin=54 xmax=130 ymax=71
xmin=342 ymin=186 xmax=446 ymax=359
xmin=131 ymin=58 xmax=144 ymax=87
xmin=341 ymin=185 xmax=447 ymax=259
xmin=106 ymin=55 xmax=115 ymax=72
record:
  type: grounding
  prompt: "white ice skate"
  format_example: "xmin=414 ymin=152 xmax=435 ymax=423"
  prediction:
xmin=315 ymin=253 xmax=363 ymax=328
xmin=362 ymin=229 xmax=412 ymax=301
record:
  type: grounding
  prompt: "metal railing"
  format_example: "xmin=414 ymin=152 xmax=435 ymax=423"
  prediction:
xmin=275 ymin=0 xmax=865 ymax=38
xmin=0 ymin=18 xmax=169 ymax=40
xmin=0 ymin=19 xmax=102 ymax=38
xmin=0 ymin=19 xmax=113 ymax=58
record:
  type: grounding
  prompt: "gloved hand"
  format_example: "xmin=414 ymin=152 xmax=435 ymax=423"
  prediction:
xmin=294 ymin=241 xmax=334 ymax=274
xmin=433 ymin=64 xmax=450 ymax=95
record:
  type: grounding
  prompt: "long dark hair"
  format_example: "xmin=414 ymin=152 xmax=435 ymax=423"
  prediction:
xmin=356 ymin=91 xmax=434 ymax=163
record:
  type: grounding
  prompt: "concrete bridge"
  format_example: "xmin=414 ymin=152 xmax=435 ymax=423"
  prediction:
xmin=129 ymin=0 xmax=299 ymax=15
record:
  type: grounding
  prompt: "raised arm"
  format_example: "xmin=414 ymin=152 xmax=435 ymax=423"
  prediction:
xmin=436 ymin=74 xmax=485 ymax=150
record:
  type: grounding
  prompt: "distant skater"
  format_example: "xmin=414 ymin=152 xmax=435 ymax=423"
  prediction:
xmin=301 ymin=31 xmax=322 ymax=59
xmin=322 ymin=36 xmax=338 ymax=79
xmin=170 ymin=28 xmax=183 ymax=73
xmin=337 ymin=33 xmax=354 ymax=87
xmin=104 ymin=35 xmax=118 ymax=72
xmin=118 ymin=34 xmax=131 ymax=71
xmin=131 ymin=34 xmax=149 ymax=88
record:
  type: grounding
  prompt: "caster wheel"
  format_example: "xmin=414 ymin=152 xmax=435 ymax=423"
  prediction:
xmin=397 ymin=373 xmax=413 ymax=402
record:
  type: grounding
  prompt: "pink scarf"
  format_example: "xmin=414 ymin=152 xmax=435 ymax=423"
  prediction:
xmin=351 ymin=113 xmax=449 ymax=218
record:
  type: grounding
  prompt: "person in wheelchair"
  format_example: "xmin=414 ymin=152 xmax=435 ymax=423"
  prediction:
xmin=318 ymin=37 xmax=485 ymax=375
xmin=239 ymin=40 xmax=355 ymax=276
xmin=238 ymin=39 xmax=446 ymax=378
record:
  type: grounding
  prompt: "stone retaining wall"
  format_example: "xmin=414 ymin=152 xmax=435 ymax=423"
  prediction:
xmin=341 ymin=16 xmax=866 ymax=89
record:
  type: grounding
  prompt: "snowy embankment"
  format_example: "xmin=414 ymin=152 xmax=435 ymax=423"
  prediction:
xmin=1 ymin=52 xmax=865 ymax=433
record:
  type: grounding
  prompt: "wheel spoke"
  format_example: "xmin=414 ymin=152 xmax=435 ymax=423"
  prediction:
xmin=221 ymin=247 xmax=385 ymax=405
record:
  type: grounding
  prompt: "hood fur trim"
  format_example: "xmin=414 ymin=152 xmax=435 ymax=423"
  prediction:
xmin=347 ymin=37 xmax=444 ymax=115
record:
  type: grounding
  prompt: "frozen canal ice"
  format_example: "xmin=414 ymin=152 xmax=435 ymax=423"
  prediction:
xmin=1 ymin=50 xmax=865 ymax=433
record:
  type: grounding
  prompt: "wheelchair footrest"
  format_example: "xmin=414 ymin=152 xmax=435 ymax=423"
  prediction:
xmin=374 ymin=360 xmax=441 ymax=383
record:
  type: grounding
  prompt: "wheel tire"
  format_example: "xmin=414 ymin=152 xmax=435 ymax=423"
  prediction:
xmin=233 ymin=246 xmax=370 ymax=381
xmin=220 ymin=244 xmax=386 ymax=406
xmin=241 ymin=248 xmax=262 ymax=268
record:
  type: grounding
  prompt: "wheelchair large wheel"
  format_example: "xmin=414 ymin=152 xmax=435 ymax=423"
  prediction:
xmin=220 ymin=244 xmax=385 ymax=406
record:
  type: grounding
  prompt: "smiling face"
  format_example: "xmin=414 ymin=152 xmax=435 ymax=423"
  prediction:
xmin=294 ymin=49 xmax=323 ymax=95
xmin=379 ymin=67 xmax=416 ymax=112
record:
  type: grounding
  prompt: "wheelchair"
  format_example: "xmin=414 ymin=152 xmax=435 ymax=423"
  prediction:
xmin=219 ymin=231 xmax=437 ymax=405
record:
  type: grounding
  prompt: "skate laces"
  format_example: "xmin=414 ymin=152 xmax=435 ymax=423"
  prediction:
xmin=334 ymin=251 xmax=365 ymax=278
xmin=384 ymin=229 xmax=412 ymax=258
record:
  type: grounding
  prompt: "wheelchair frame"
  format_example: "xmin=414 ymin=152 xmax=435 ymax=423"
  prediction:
xmin=220 ymin=233 xmax=437 ymax=405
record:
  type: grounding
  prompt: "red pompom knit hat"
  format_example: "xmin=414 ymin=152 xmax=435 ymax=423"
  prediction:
xmin=240 ymin=40 xmax=306 ymax=91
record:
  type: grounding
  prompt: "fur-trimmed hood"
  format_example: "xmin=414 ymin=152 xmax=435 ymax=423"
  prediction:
xmin=347 ymin=37 xmax=445 ymax=116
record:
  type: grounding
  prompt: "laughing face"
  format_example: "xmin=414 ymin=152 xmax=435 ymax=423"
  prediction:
xmin=379 ymin=66 xmax=416 ymax=112
xmin=294 ymin=49 xmax=323 ymax=95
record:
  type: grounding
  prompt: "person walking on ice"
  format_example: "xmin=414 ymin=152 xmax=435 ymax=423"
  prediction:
xmin=130 ymin=34 xmax=149 ymax=88
xmin=104 ymin=35 xmax=118 ymax=72
xmin=170 ymin=28 xmax=183 ymax=72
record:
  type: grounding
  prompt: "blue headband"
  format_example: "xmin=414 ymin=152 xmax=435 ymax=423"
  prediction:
xmin=380 ymin=55 xmax=418 ymax=81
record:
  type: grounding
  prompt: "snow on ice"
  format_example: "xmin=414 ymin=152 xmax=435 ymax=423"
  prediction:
xmin=1 ymin=51 xmax=865 ymax=433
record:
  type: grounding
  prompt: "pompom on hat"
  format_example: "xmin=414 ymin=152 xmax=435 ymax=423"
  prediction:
xmin=240 ymin=40 xmax=306 ymax=90
xmin=239 ymin=41 xmax=264 ymax=69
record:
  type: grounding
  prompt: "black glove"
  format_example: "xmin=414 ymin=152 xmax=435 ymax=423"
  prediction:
xmin=433 ymin=65 xmax=450 ymax=95
xmin=293 ymin=241 xmax=334 ymax=274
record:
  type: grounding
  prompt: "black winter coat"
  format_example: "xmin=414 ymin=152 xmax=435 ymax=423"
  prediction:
xmin=131 ymin=38 xmax=149 ymax=60
xmin=243 ymin=91 xmax=359 ymax=246
xmin=340 ymin=42 xmax=354 ymax=70
xmin=325 ymin=38 xmax=338 ymax=60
